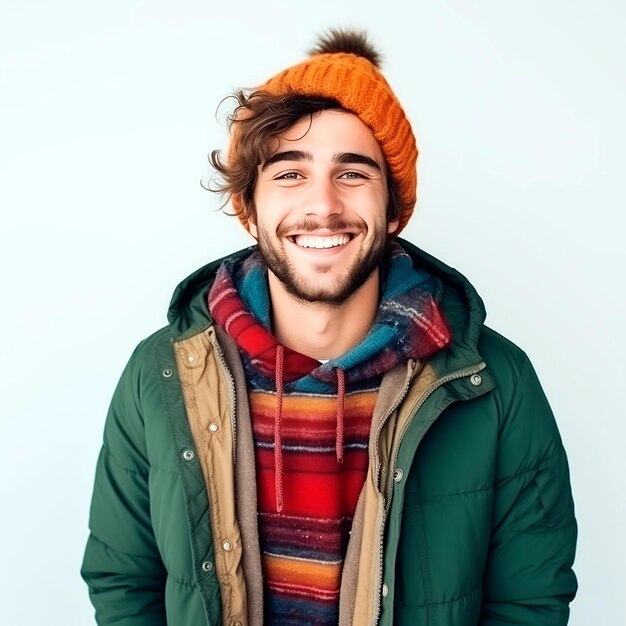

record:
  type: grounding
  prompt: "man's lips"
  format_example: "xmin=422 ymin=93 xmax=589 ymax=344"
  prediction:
xmin=290 ymin=233 xmax=353 ymax=249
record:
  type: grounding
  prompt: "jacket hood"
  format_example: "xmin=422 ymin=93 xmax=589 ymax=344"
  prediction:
xmin=398 ymin=239 xmax=487 ymax=374
xmin=167 ymin=238 xmax=487 ymax=375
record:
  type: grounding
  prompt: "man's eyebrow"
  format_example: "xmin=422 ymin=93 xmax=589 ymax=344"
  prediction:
xmin=260 ymin=150 xmax=383 ymax=172
xmin=333 ymin=152 xmax=382 ymax=171
xmin=261 ymin=150 xmax=312 ymax=171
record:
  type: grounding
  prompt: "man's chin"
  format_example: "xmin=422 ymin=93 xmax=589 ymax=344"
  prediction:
xmin=258 ymin=225 xmax=389 ymax=306
xmin=278 ymin=270 xmax=375 ymax=306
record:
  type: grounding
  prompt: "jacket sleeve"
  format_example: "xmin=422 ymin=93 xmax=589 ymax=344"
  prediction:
xmin=81 ymin=343 xmax=168 ymax=625
xmin=480 ymin=355 xmax=578 ymax=625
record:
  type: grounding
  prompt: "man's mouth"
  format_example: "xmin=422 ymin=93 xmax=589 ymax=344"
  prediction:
xmin=291 ymin=234 xmax=353 ymax=249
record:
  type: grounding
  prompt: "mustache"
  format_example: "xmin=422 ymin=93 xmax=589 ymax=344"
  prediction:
xmin=276 ymin=216 xmax=365 ymax=236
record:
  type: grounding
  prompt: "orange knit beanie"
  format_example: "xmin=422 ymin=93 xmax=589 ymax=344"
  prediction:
xmin=230 ymin=28 xmax=418 ymax=235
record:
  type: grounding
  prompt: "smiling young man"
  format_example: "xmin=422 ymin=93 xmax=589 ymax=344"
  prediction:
xmin=82 ymin=29 xmax=577 ymax=626
xmin=252 ymin=109 xmax=396 ymax=359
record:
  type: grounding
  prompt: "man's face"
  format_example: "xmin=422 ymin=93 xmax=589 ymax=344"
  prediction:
xmin=250 ymin=109 xmax=398 ymax=305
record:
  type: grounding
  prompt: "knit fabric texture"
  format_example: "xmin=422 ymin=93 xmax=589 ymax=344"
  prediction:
xmin=207 ymin=243 xmax=451 ymax=625
xmin=230 ymin=44 xmax=418 ymax=235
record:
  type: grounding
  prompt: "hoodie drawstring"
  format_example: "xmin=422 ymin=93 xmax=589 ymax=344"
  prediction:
xmin=335 ymin=367 xmax=345 ymax=464
xmin=273 ymin=347 xmax=347 ymax=512
xmin=274 ymin=345 xmax=285 ymax=513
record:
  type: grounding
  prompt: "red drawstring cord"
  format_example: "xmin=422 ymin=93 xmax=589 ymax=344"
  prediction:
xmin=275 ymin=352 xmax=345 ymax=510
xmin=335 ymin=368 xmax=345 ymax=464
xmin=274 ymin=345 xmax=285 ymax=513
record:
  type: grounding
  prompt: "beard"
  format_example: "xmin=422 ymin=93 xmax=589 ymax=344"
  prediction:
xmin=255 ymin=215 xmax=390 ymax=306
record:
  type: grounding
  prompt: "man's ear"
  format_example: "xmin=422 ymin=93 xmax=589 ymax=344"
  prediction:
xmin=387 ymin=219 xmax=400 ymax=236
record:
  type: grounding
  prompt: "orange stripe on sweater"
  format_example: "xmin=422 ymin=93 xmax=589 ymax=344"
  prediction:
xmin=262 ymin=553 xmax=342 ymax=591
xmin=249 ymin=390 xmax=378 ymax=419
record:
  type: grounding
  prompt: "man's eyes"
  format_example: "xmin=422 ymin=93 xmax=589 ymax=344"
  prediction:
xmin=339 ymin=171 xmax=368 ymax=179
xmin=275 ymin=171 xmax=302 ymax=180
xmin=274 ymin=170 xmax=368 ymax=180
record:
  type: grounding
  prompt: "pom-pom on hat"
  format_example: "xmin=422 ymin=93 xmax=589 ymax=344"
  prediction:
xmin=231 ymin=28 xmax=418 ymax=235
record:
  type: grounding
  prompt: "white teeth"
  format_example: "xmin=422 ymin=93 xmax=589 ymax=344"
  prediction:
xmin=294 ymin=234 xmax=350 ymax=249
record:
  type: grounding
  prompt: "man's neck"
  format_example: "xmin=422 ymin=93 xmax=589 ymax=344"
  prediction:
xmin=267 ymin=271 xmax=380 ymax=361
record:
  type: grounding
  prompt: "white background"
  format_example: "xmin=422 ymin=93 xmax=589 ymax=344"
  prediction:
xmin=1 ymin=1 xmax=624 ymax=623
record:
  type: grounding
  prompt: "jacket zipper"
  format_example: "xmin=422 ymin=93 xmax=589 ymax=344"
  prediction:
xmin=371 ymin=360 xmax=487 ymax=626
xmin=369 ymin=360 xmax=419 ymax=626
xmin=207 ymin=328 xmax=238 ymax=464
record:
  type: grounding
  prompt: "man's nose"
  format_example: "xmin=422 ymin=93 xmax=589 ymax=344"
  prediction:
xmin=303 ymin=177 xmax=343 ymax=219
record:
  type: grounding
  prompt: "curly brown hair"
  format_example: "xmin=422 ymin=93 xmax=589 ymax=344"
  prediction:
xmin=207 ymin=90 xmax=401 ymax=228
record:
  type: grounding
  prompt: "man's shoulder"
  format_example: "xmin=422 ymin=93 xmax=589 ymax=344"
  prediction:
xmin=120 ymin=326 xmax=175 ymax=380
xmin=478 ymin=325 xmax=539 ymax=399
xmin=477 ymin=325 xmax=558 ymax=433
xmin=479 ymin=325 xmax=528 ymax=372
xmin=118 ymin=247 xmax=255 ymax=376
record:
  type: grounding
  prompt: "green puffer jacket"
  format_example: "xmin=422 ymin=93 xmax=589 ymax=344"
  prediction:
xmin=81 ymin=239 xmax=577 ymax=625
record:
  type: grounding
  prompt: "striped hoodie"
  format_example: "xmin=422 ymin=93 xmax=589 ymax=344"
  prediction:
xmin=208 ymin=242 xmax=450 ymax=625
